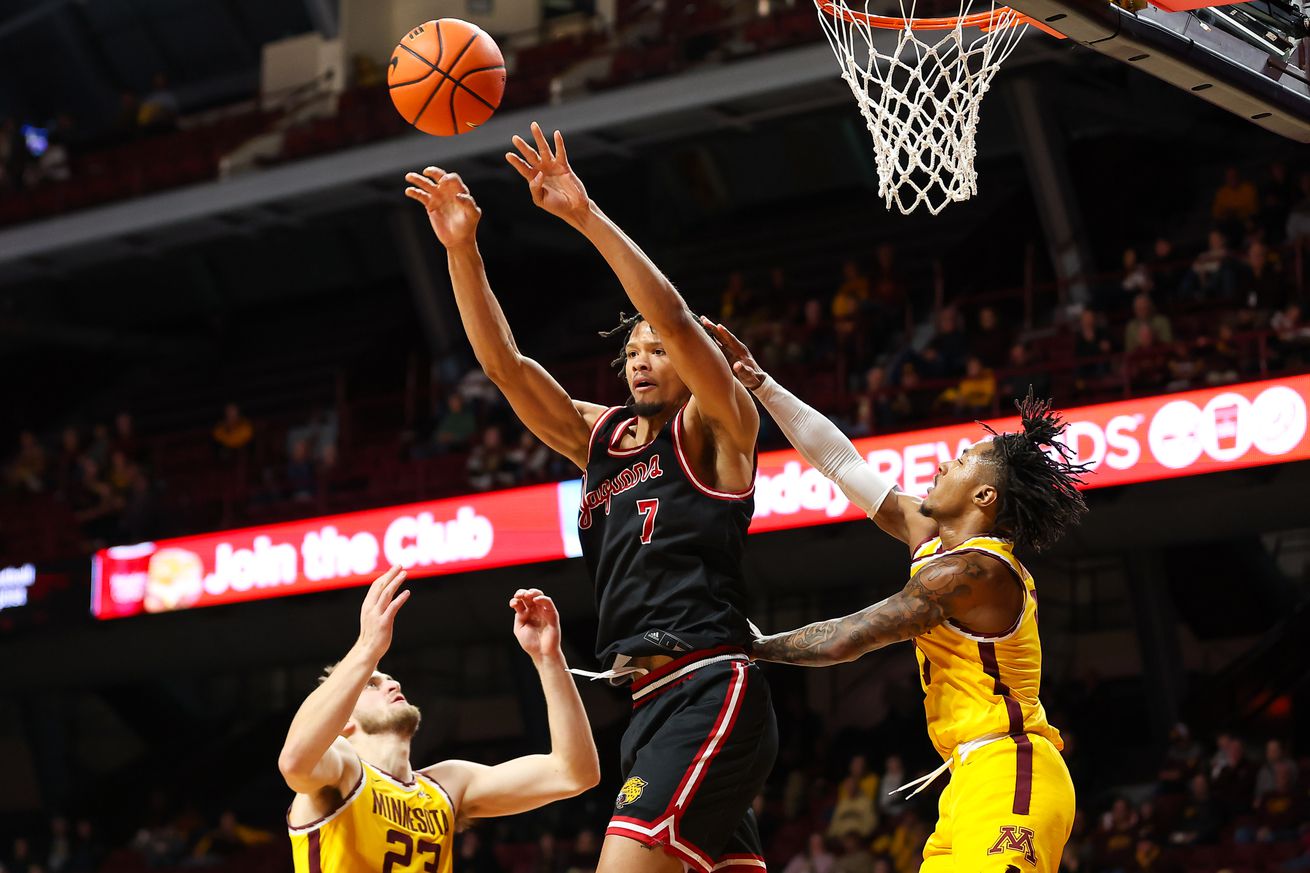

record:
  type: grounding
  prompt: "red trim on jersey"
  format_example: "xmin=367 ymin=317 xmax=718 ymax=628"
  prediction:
xmin=1012 ymin=734 xmax=1034 ymax=815
xmin=307 ymin=830 xmax=322 ymax=873
xmin=587 ymin=406 xmax=625 ymax=457
xmin=936 ymin=548 xmax=1026 ymax=640
xmin=608 ymin=416 xmax=660 ymax=457
xmin=672 ymin=406 xmax=755 ymax=500
xmin=629 ymin=645 xmax=745 ymax=693
xmin=286 ymin=766 xmax=366 ymax=831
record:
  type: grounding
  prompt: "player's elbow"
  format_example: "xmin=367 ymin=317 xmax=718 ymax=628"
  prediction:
xmin=561 ymin=754 xmax=602 ymax=796
xmin=478 ymin=351 xmax=523 ymax=386
xmin=278 ymin=749 xmax=314 ymax=785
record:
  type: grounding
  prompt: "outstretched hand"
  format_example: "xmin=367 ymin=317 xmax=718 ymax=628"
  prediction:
xmin=510 ymin=588 xmax=564 ymax=662
xmin=404 ymin=167 xmax=482 ymax=249
xmin=357 ymin=565 xmax=409 ymax=662
xmin=505 ymin=122 xmax=590 ymax=225
xmin=701 ymin=317 xmax=767 ymax=390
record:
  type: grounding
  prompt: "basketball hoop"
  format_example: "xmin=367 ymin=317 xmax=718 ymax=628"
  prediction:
xmin=816 ymin=0 xmax=1058 ymax=214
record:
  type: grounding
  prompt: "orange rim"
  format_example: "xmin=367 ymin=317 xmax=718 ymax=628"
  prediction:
xmin=815 ymin=0 xmax=1065 ymax=35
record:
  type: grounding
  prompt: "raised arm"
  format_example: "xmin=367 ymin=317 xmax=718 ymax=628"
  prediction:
xmin=751 ymin=553 xmax=995 ymax=666
xmin=426 ymin=589 xmax=599 ymax=819
xmin=704 ymin=320 xmax=937 ymax=548
xmin=278 ymin=566 xmax=408 ymax=795
xmin=404 ymin=168 xmax=604 ymax=470
xmin=505 ymin=123 xmax=757 ymax=453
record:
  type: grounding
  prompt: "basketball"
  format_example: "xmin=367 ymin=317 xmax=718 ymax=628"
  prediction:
xmin=388 ymin=19 xmax=506 ymax=137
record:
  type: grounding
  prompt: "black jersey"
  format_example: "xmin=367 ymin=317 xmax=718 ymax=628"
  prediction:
xmin=578 ymin=405 xmax=755 ymax=666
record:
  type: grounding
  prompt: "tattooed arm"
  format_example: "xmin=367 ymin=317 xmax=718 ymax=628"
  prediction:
xmin=751 ymin=552 xmax=1012 ymax=666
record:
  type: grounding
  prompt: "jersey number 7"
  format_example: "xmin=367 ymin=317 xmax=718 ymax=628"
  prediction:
xmin=637 ymin=498 xmax=659 ymax=545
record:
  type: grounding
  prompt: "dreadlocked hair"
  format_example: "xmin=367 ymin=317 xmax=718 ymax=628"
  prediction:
xmin=599 ymin=311 xmax=645 ymax=374
xmin=979 ymin=387 xmax=1091 ymax=552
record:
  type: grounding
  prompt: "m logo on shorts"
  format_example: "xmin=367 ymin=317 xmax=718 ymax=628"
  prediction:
xmin=616 ymin=776 xmax=648 ymax=809
xmin=988 ymin=826 xmax=1037 ymax=865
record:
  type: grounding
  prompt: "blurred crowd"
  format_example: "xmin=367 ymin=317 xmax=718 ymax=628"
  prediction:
xmin=4 ymin=719 xmax=1306 ymax=873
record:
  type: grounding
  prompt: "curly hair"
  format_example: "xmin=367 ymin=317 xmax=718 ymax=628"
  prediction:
xmin=978 ymin=388 xmax=1091 ymax=552
xmin=599 ymin=311 xmax=646 ymax=374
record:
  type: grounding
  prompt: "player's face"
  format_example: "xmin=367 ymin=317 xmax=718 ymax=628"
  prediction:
xmin=352 ymin=671 xmax=422 ymax=738
xmin=919 ymin=441 xmax=996 ymax=518
xmin=624 ymin=321 xmax=688 ymax=416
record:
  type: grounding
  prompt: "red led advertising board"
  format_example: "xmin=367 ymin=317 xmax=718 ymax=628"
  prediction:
xmin=93 ymin=375 xmax=1310 ymax=618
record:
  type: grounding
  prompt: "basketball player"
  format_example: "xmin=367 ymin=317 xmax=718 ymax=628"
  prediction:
xmin=705 ymin=320 xmax=1088 ymax=873
xmin=279 ymin=565 xmax=599 ymax=872
xmin=402 ymin=121 xmax=777 ymax=873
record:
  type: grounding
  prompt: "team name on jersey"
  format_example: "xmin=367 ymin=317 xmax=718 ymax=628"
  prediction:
xmin=370 ymin=789 xmax=450 ymax=838
xmin=579 ymin=455 xmax=663 ymax=530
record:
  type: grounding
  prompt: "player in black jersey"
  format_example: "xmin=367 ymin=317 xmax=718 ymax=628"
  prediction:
xmin=403 ymin=122 xmax=777 ymax=873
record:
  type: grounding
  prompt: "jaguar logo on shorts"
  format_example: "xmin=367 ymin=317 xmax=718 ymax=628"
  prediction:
xmin=987 ymin=825 xmax=1037 ymax=865
xmin=616 ymin=776 xmax=648 ymax=809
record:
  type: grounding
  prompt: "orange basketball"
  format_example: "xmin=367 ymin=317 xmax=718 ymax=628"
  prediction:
xmin=388 ymin=19 xmax=506 ymax=137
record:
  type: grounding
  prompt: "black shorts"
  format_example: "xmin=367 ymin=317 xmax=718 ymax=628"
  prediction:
xmin=607 ymin=647 xmax=778 ymax=872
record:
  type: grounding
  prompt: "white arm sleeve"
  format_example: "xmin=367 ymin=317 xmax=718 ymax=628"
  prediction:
xmin=752 ymin=375 xmax=896 ymax=517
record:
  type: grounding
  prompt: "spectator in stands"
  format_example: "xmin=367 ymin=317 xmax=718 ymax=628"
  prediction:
xmin=138 ymin=73 xmax=180 ymax=132
xmin=941 ymin=355 xmax=995 ymax=416
xmin=1250 ymin=760 xmax=1304 ymax=843
xmin=999 ymin=342 xmax=1049 ymax=404
xmin=847 ymin=366 xmax=892 ymax=437
xmin=1239 ymin=238 xmax=1287 ymax=312
xmin=70 ymin=456 xmax=115 ymax=526
xmin=1146 ymin=237 xmax=1185 ymax=301
xmin=1201 ymin=322 xmax=1243 ymax=385
xmin=1255 ymin=739 xmax=1299 ymax=803
xmin=1211 ymin=734 xmax=1257 ymax=819
xmin=783 ymin=833 xmax=836 ymax=873
xmin=1287 ymin=170 xmax=1310 ymax=241
xmin=1260 ymin=161 xmax=1292 ymax=244
xmin=66 ymin=818 xmax=102 ymax=872
xmin=467 ymin=426 xmax=516 ymax=491
xmin=789 ymin=298 xmax=836 ymax=366
xmin=106 ymin=449 xmax=139 ymax=503
xmin=1124 ymin=294 xmax=1173 ymax=353
xmin=888 ymin=362 xmax=930 ymax=423
xmin=918 ymin=306 xmax=968 ymax=378
xmin=1181 ymin=230 xmax=1241 ymax=302
xmin=566 ymin=829 xmax=600 ymax=873
xmin=433 ymin=393 xmax=477 ymax=453
xmin=112 ymin=411 xmax=141 ymax=462
xmin=526 ymin=831 xmax=568 ymax=873
xmin=969 ymin=306 xmax=1011 ymax=369
xmin=1096 ymin=797 xmax=1139 ymax=869
xmin=212 ymin=402 xmax=254 ymax=462
xmin=191 ymin=810 xmax=273 ymax=860
xmin=878 ymin=808 xmax=929 ymax=873
xmin=287 ymin=408 xmax=339 ymax=461
xmin=119 ymin=464 xmax=159 ymax=542
xmin=1165 ymin=341 xmax=1203 ymax=391
xmin=52 ymin=426 xmax=85 ymax=497
xmin=113 ymin=91 xmax=141 ymax=142
xmin=1074 ymin=308 xmax=1114 ymax=391
xmin=7 ymin=836 xmax=35 ymax=873
xmin=834 ymin=833 xmax=876 ymax=873
xmin=509 ymin=430 xmax=554 ymax=484
xmin=1122 ymin=246 xmax=1154 ymax=295
xmin=720 ymin=270 xmax=757 ymax=321
xmin=5 ymin=430 xmax=47 ymax=494
xmin=286 ymin=438 xmax=318 ymax=502
xmin=828 ymin=754 xmax=878 ymax=840
xmin=1160 ymin=722 xmax=1204 ymax=785
xmin=832 ymin=259 xmax=871 ymax=328
xmin=878 ymin=755 xmax=908 ymax=821
xmin=456 ymin=829 xmax=504 ymax=873
xmin=1271 ymin=302 xmax=1310 ymax=370
xmin=85 ymin=423 xmax=111 ymax=470
xmin=1126 ymin=325 xmax=1170 ymax=391
xmin=1211 ymin=166 xmax=1259 ymax=234
xmin=869 ymin=243 xmax=909 ymax=342
xmin=46 ymin=815 xmax=71 ymax=872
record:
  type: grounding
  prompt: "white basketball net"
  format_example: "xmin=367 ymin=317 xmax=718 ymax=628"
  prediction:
xmin=816 ymin=0 xmax=1030 ymax=215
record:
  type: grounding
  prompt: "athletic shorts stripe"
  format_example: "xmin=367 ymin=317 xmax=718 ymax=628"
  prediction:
xmin=1013 ymin=734 xmax=1034 ymax=815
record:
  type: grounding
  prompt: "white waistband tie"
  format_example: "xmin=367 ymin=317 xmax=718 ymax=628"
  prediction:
xmin=887 ymin=733 xmax=1011 ymax=799
xmin=567 ymin=653 xmax=649 ymax=683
